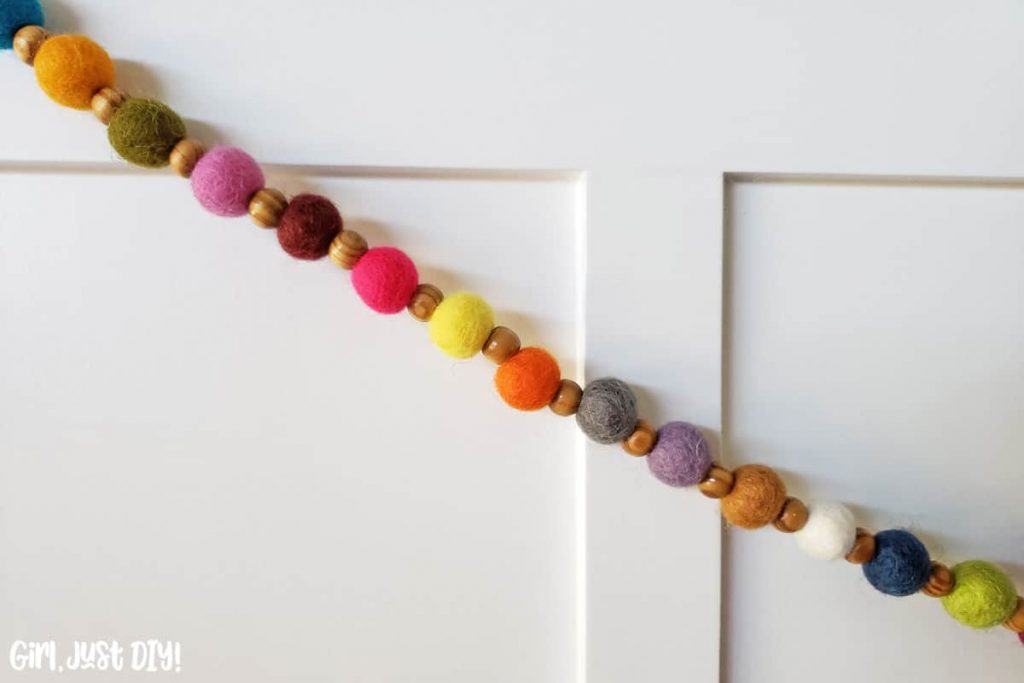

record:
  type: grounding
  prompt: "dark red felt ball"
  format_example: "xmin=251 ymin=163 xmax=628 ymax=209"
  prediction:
xmin=277 ymin=194 xmax=343 ymax=260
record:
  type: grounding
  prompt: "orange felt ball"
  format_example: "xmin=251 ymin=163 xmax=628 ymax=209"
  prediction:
xmin=720 ymin=464 xmax=788 ymax=529
xmin=35 ymin=35 xmax=115 ymax=109
xmin=495 ymin=347 xmax=562 ymax=411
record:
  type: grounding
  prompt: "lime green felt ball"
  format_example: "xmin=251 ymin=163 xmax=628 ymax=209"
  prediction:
xmin=428 ymin=292 xmax=494 ymax=359
xmin=941 ymin=561 xmax=1018 ymax=629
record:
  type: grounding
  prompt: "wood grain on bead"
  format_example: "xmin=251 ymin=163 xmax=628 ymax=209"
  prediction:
xmin=90 ymin=87 xmax=127 ymax=125
xmin=698 ymin=466 xmax=734 ymax=499
xmin=407 ymin=284 xmax=443 ymax=322
xmin=248 ymin=188 xmax=288 ymax=228
xmin=623 ymin=419 xmax=657 ymax=456
xmin=169 ymin=139 xmax=205 ymax=178
xmin=328 ymin=230 xmax=367 ymax=269
xmin=1004 ymin=597 xmax=1024 ymax=633
xmin=845 ymin=528 xmax=876 ymax=564
xmin=13 ymin=25 xmax=48 ymax=65
xmin=548 ymin=379 xmax=583 ymax=416
xmin=921 ymin=562 xmax=955 ymax=597
xmin=773 ymin=497 xmax=809 ymax=532
xmin=482 ymin=326 xmax=521 ymax=364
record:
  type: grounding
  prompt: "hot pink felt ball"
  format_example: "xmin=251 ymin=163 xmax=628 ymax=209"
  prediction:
xmin=191 ymin=146 xmax=265 ymax=217
xmin=351 ymin=247 xmax=419 ymax=314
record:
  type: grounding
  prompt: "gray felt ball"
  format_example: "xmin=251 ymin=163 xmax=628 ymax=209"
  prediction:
xmin=576 ymin=377 xmax=638 ymax=444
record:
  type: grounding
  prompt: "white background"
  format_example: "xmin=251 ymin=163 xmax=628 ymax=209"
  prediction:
xmin=1 ymin=1 xmax=1023 ymax=681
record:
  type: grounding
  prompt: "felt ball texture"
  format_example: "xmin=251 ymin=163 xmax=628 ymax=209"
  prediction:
xmin=495 ymin=347 xmax=561 ymax=411
xmin=191 ymin=146 xmax=265 ymax=217
xmin=278 ymin=194 xmax=342 ymax=260
xmin=351 ymin=247 xmax=418 ymax=313
xmin=0 ymin=0 xmax=43 ymax=50
xmin=941 ymin=561 xmax=1018 ymax=629
xmin=647 ymin=422 xmax=712 ymax=487
xmin=107 ymin=98 xmax=186 ymax=168
xmin=575 ymin=378 xmax=638 ymax=444
xmin=862 ymin=529 xmax=931 ymax=597
xmin=34 ymin=34 xmax=115 ymax=109
xmin=720 ymin=465 xmax=787 ymax=529
xmin=428 ymin=293 xmax=495 ymax=358
xmin=794 ymin=502 xmax=857 ymax=560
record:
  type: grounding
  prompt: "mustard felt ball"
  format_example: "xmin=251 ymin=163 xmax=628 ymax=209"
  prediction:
xmin=34 ymin=34 xmax=115 ymax=109
xmin=941 ymin=561 xmax=1018 ymax=629
xmin=428 ymin=292 xmax=494 ymax=359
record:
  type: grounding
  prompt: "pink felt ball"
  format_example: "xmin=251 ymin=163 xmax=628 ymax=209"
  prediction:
xmin=191 ymin=146 xmax=265 ymax=217
xmin=351 ymin=247 xmax=419 ymax=314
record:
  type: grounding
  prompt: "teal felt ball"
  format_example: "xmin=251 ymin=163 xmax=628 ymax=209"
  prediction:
xmin=0 ymin=0 xmax=44 ymax=50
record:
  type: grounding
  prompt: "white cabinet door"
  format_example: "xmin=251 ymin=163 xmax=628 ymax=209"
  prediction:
xmin=1 ymin=2 xmax=1022 ymax=682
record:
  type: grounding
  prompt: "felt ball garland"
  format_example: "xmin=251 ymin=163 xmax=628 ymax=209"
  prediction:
xmin=4 ymin=12 xmax=1024 ymax=652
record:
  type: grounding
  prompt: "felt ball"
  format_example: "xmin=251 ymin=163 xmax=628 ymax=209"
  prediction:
xmin=428 ymin=292 xmax=495 ymax=358
xmin=351 ymin=247 xmax=419 ymax=314
xmin=190 ymin=146 xmax=265 ymax=217
xmin=277 ymin=194 xmax=342 ymax=260
xmin=720 ymin=464 xmax=788 ymax=529
xmin=862 ymin=529 xmax=932 ymax=597
xmin=495 ymin=347 xmax=561 ymax=411
xmin=575 ymin=378 xmax=638 ymax=444
xmin=0 ymin=0 xmax=43 ymax=50
xmin=941 ymin=561 xmax=1018 ymax=629
xmin=107 ymin=98 xmax=186 ymax=168
xmin=34 ymin=35 xmax=115 ymax=109
xmin=794 ymin=502 xmax=857 ymax=560
xmin=647 ymin=421 xmax=712 ymax=487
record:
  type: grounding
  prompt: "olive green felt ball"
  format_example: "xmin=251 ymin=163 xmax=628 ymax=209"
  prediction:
xmin=107 ymin=98 xmax=187 ymax=168
xmin=941 ymin=561 xmax=1018 ymax=629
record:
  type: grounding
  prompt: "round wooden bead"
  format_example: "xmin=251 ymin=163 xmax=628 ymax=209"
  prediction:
xmin=773 ymin=497 xmax=809 ymax=533
xmin=921 ymin=561 xmax=955 ymax=597
xmin=1004 ymin=597 xmax=1024 ymax=633
xmin=482 ymin=326 xmax=521 ymax=364
xmin=90 ymin=87 xmax=127 ymax=126
xmin=407 ymin=284 xmax=443 ymax=322
xmin=623 ymin=419 xmax=657 ymax=456
xmin=169 ymin=139 xmax=205 ymax=178
xmin=248 ymin=188 xmax=288 ymax=228
xmin=549 ymin=379 xmax=583 ymax=416
xmin=328 ymin=230 xmax=368 ymax=269
xmin=698 ymin=466 xmax=734 ymax=499
xmin=13 ymin=25 xmax=48 ymax=65
xmin=845 ymin=528 xmax=876 ymax=564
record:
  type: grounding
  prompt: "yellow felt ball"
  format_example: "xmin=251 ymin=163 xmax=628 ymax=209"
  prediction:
xmin=34 ymin=35 xmax=115 ymax=109
xmin=429 ymin=292 xmax=495 ymax=359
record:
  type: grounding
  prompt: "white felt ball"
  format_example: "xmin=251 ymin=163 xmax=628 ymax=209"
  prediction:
xmin=794 ymin=502 xmax=857 ymax=560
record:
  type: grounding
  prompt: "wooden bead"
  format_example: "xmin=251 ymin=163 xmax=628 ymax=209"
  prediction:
xmin=328 ymin=230 xmax=368 ymax=269
xmin=13 ymin=26 xmax=48 ymax=65
xmin=845 ymin=528 xmax=876 ymax=564
xmin=1003 ymin=597 xmax=1024 ymax=633
xmin=248 ymin=188 xmax=288 ymax=228
xmin=549 ymin=379 xmax=583 ymax=416
xmin=407 ymin=284 xmax=444 ymax=322
xmin=921 ymin=561 xmax=955 ymax=597
xmin=90 ymin=87 xmax=127 ymax=126
xmin=698 ymin=466 xmax=734 ymax=499
xmin=169 ymin=139 xmax=205 ymax=178
xmin=773 ymin=497 xmax=809 ymax=533
xmin=623 ymin=419 xmax=657 ymax=456
xmin=482 ymin=326 xmax=521 ymax=364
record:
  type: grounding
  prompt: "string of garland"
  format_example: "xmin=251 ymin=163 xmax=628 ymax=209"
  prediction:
xmin=3 ymin=0 xmax=1024 ymax=649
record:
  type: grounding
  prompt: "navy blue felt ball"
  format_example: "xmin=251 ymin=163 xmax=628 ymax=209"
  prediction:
xmin=862 ymin=529 xmax=931 ymax=597
xmin=0 ymin=0 xmax=44 ymax=50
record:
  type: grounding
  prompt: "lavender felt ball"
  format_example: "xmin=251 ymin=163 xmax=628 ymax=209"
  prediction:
xmin=647 ymin=421 xmax=712 ymax=487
